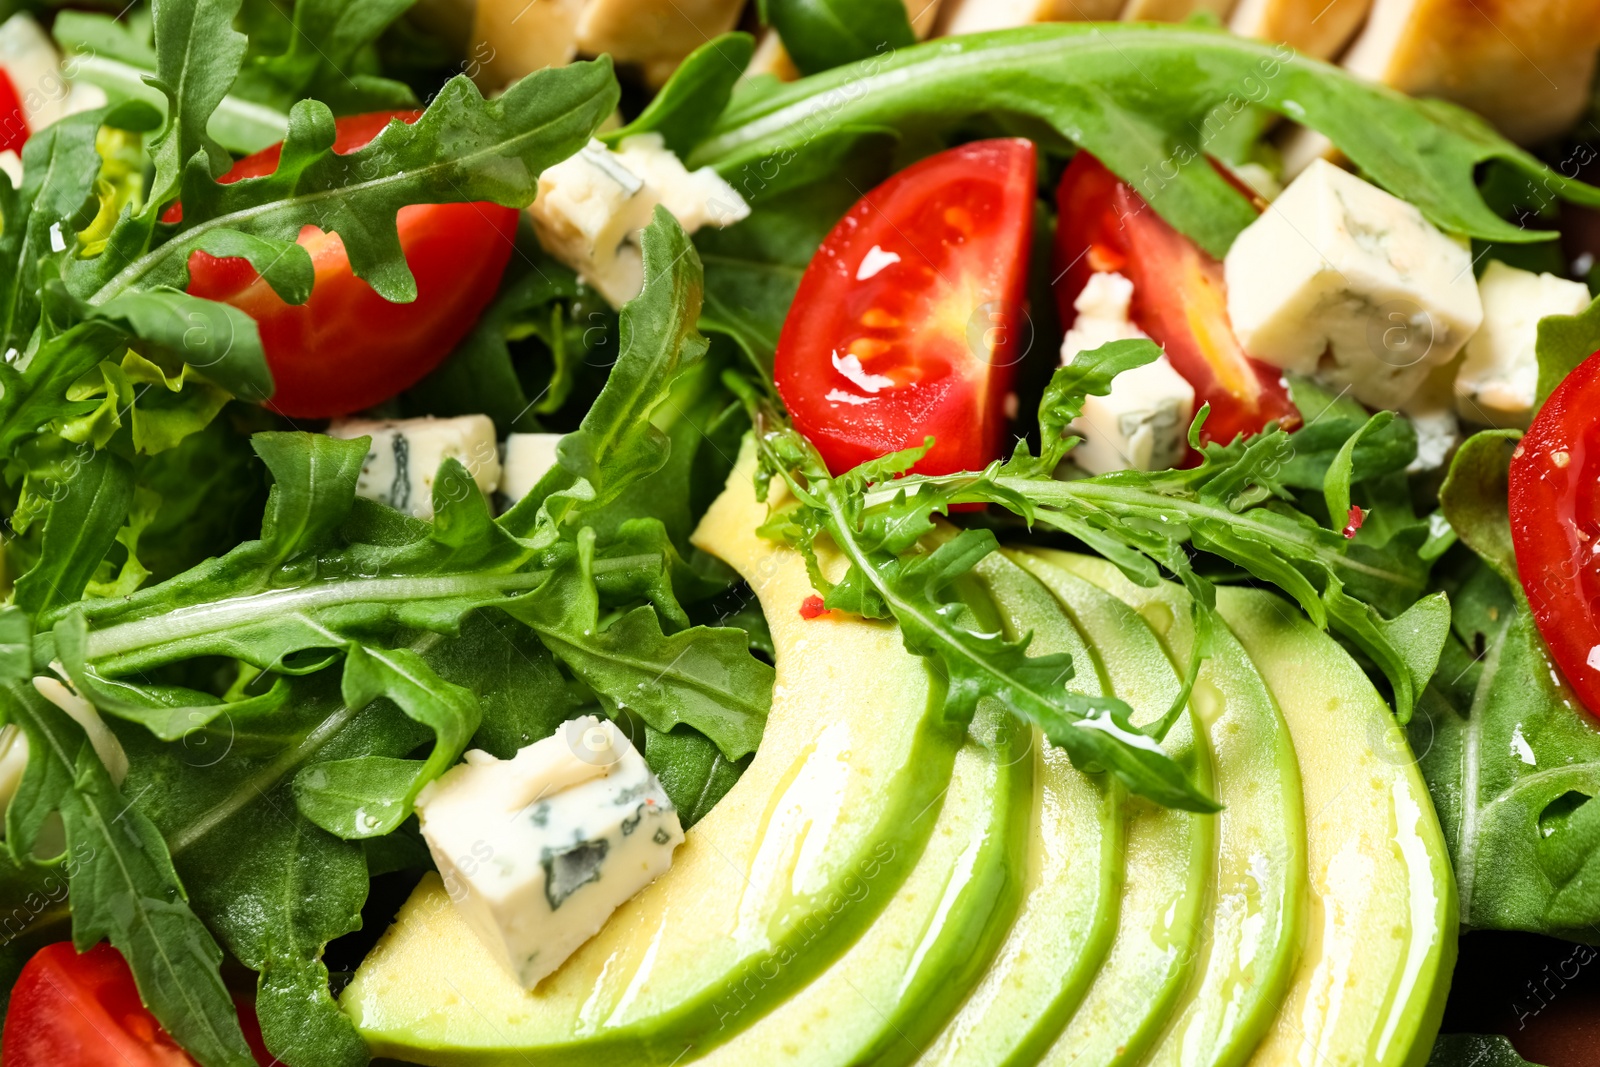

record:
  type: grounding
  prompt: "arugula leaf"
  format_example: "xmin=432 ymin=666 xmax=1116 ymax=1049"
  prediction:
xmin=691 ymin=25 xmax=1600 ymax=258
xmin=0 ymin=109 xmax=107 ymax=354
xmin=610 ymin=33 xmax=755 ymax=156
xmin=12 ymin=447 xmax=134 ymax=616
xmin=513 ymin=528 xmax=768 ymax=760
xmin=1415 ymin=427 xmax=1600 ymax=939
xmin=1534 ymin=292 xmax=1600 ymax=411
xmin=84 ymin=61 xmax=618 ymax=305
xmin=737 ymin=380 xmax=1217 ymax=810
xmin=231 ymin=0 xmax=418 ymax=118
xmin=145 ymin=0 xmax=251 ymax=206
xmin=3 ymin=679 xmax=255 ymax=1067
xmin=763 ymin=0 xmax=914 ymax=76
xmin=643 ymin=724 xmax=748 ymax=827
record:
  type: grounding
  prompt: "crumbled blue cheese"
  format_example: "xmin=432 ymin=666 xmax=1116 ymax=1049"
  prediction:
xmin=414 ymin=716 xmax=684 ymax=988
xmin=1223 ymin=158 xmax=1483 ymax=410
xmin=1454 ymin=260 xmax=1594 ymax=428
xmin=529 ymin=134 xmax=749 ymax=308
xmin=327 ymin=415 xmax=501 ymax=521
xmin=1061 ymin=272 xmax=1196 ymax=475
xmin=499 ymin=432 xmax=564 ymax=506
xmin=0 ymin=12 xmax=106 ymax=135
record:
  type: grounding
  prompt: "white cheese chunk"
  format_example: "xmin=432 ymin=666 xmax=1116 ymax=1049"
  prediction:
xmin=415 ymin=716 xmax=685 ymax=988
xmin=0 ymin=725 xmax=28 ymax=827
xmin=328 ymin=415 xmax=501 ymax=521
xmin=1071 ymin=356 xmax=1196 ymax=476
xmin=1061 ymin=273 xmax=1195 ymax=475
xmin=529 ymin=135 xmax=749 ymax=308
xmin=1223 ymin=158 xmax=1483 ymax=411
xmin=0 ymin=150 xmax=19 ymax=187
xmin=499 ymin=433 xmax=564 ymax=505
xmin=1454 ymin=260 xmax=1594 ymax=429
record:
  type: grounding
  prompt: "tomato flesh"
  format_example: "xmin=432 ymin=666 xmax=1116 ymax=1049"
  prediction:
xmin=2 ymin=941 xmax=282 ymax=1066
xmin=175 ymin=111 xmax=518 ymax=419
xmin=3 ymin=942 xmax=202 ymax=1065
xmin=0 ymin=68 xmax=28 ymax=156
xmin=1053 ymin=152 xmax=1298 ymax=449
xmin=1509 ymin=348 xmax=1600 ymax=715
xmin=775 ymin=139 xmax=1036 ymax=477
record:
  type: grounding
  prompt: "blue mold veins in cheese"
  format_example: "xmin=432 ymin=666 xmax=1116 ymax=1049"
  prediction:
xmin=414 ymin=716 xmax=686 ymax=988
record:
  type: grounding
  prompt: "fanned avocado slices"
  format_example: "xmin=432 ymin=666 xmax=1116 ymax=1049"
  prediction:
xmin=1031 ymin=552 xmax=1306 ymax=1067
xmin=343 ymin=443 xmax=966 ymax=1065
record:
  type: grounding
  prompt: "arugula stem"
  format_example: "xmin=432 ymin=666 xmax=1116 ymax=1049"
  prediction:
xmin=83 ymin=572 xmax=549 ymax=665
xmin=1005 ymin=478 xmax=1419 ymax=589
xmin=167 ymin=633 xmax=446 ymax=855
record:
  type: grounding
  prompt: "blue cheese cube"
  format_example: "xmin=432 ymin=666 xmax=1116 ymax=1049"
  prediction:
xmin=1060 ymin=272 xmax=1196 ymax=475
xmin=327 ymin=415 xmax=501 ymax=521
xmin=499 ymin=432 xmax=564 ymax=506
xmin=1454 ymin=260 xmax=1594 ymax=428
xmin=1223 ymin=158 xmax=1483 ymax=410
xmin=414 ymin=717 xmax=684 ymax=988
xmin=529 ymin=134 xmax=749 ymax=308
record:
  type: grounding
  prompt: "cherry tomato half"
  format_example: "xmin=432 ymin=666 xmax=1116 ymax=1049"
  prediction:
xmin=1053 ymin=152 xmax=1298 ymax=448
xmin=2 ymin=941 xmax=282 ymax=1067
xmin=1509 ymin=348 xmax=1600 ymax=715
xmin=0 ymin=68 xmax=27 ymax=155
xmin=775 ymin=139 xmax=1036 ymax=477
xmin=173 ymin=111 xmax=518 ymax=419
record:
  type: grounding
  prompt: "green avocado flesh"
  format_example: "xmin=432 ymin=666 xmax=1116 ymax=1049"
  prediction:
xmin=1029 ymin=552 xmax=1307 ymax=1067
xmin=343 ymin=458 xmax=1457 ymax=1067
xmin=342 ymin=447 xmax=965 ymax=1065
xmin=1014 ymin=556 xmax=1216 ymax=1067
xmin=916 ymin=553 xmax=1123 ymax=1067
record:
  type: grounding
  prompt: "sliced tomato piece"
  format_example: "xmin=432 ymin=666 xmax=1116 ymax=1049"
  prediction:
xmin=775 ymin=139 xmax=1036 ymax=476
xmin=1053 ymin=152 xmax=1298 ymax=448
xmin=0 ymin=68 xmax=27 ymax=156
xmin=171 ymin=110 xmax=518 ymax=419
xmin=2 ymin=942 xmax=203 ymax=1066
xmin=1509 ymin=348 xmax=1600 ymax=715
xmin=1 ymin=941 xmax=283 ymax=1067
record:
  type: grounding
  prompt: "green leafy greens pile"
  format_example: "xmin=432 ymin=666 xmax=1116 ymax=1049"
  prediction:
xmin=4 ymin=2 xmax=1600 ymax=1064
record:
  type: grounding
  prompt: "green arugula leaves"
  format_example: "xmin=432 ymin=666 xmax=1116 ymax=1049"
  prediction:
xmin=691 ymin=24 xmax=1600 ymax=259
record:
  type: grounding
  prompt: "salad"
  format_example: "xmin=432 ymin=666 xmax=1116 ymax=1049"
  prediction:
xmin=0 ymin=0 xmax=1599 ymax=1065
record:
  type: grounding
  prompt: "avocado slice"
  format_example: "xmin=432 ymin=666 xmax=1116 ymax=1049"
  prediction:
xmin=1215 ymin=587 xmax=1456 ymax=1067
xmin=916 ymin=553 xmax=1123 ymax=1067
xmin=342 ymin=443 xmax=965 ymax=1065
xmin=1015 ymin=557 xmax=1217 ymax=1067
xmin=684 ymin=671 xmax=1031 ymax=1067
xmin=1031 ymin=552 xmax=1307 ymax=1067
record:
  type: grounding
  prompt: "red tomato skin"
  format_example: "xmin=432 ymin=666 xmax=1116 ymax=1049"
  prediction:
xmin=1509 ymin=348 xmax=1600 ymax=716
xmin=2 ymin=942 xmax=199 ymax=1066
xmin=775 ymin=139 xmax=1036 ymax=477
xmin=0 ymin=68 xmax=27 ymax=156
xmin=1052 ymin=153 xmax=1298 ymax=449
xmin=176 ymin=111 xmax=519 ymax=419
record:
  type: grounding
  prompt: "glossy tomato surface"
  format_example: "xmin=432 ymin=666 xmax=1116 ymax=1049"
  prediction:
xmin=1510 ymin=348 xmax=1600 ymax=715
xmin=1053 ymin=152 xmax=1297 ymax=448
xmin=775 ymin=139 xmax=1036 ymax=476
xmin=0 ymin=68 xmax=27 ymax=155
xmin=2 ymin=941 xmax=283 ymax=1066
xmin=177 ymin=110 xmax=518 ymax=419
xmin=3 ymin=942 xmax=201 ymax=1066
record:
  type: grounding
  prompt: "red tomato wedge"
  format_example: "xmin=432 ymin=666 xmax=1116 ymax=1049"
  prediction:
xmin=2 ymin=942 xmax=283 ymax=1067
xmin=775 ymin=139 xmax=1036 ymax=477
xmin=1509 ymin=348 xmax=1600 ymax=716
xmin=1052 ymin=152 xmax=1298 ymax=448
xmin=0 ymin=68 xmax=28 ymax=155
xmin=171 ymin=111 xmax=518 ymax=419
